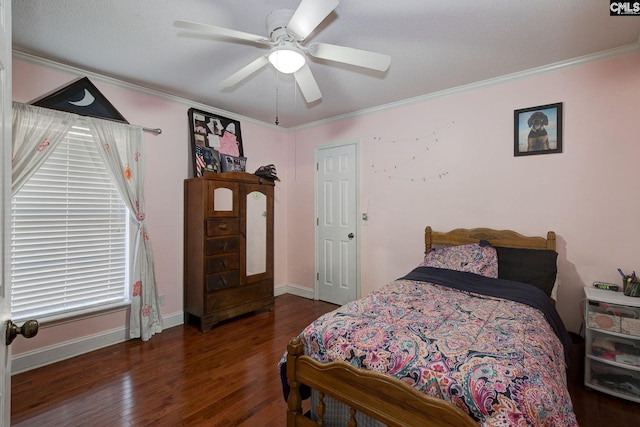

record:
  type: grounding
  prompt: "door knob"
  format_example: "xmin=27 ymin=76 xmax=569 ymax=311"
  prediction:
xmin=348 ymin=233 xmax=354 ymax=239
xmin=5 ymin=319 xmax=39 ymax=345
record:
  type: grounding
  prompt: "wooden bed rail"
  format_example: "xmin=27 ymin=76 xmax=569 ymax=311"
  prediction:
xmin=286 ymin=337 xmax=477 ymax=427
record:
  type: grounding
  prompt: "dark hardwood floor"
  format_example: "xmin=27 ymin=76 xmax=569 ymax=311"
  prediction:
xmin=11 ymin=294 xmax=640 ymax=426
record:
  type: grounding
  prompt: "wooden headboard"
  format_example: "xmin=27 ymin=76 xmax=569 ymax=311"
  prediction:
xmin=425 ymin=226 xmax=556 ymax=252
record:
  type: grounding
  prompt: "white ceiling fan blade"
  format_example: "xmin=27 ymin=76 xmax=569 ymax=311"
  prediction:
xmin=174 ymin=20 xmax=269 ymax=45
xmin=287 ymin=0 xmax=339 ymax=40
xmin=294 ymin=63 xmax=322 ymax=103
xmin=219 ymin=56 xmax=270 ymax=88
xmin=308 ymin=42 xmax=391 ymax=71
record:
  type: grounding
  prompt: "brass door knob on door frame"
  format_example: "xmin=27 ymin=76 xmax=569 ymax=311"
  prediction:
xmin=5 ymin=319 xmax=39 ymax=345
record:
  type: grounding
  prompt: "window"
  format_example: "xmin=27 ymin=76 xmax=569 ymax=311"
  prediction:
xmin=10 ymin=124 xmax=130 ymax=322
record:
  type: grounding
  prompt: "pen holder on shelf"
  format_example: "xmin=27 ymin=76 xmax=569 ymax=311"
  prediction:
xmin=623 ymin=276 xmax=640 ymax=297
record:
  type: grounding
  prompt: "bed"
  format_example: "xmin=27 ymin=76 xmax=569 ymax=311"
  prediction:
xmin=282 ymin=226 xmax=577 ymax=426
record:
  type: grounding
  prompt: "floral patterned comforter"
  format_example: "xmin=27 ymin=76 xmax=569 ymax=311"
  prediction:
xmin=296 ymin=270 xmax=578 ymax=426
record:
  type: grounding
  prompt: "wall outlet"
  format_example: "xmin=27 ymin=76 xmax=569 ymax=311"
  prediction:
xmin=158 ymin=294 xmax=165 ymax=306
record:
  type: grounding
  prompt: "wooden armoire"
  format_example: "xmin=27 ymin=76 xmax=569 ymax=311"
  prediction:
xmin=183 ymin=172 xmax=275 ymax=332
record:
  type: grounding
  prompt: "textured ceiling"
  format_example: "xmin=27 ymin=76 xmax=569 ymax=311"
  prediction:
xmin=12 ymin=0 xmax=640 ymax=128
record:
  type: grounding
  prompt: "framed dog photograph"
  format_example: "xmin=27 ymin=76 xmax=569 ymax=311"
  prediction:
xmin=514 ymin=102 xmax=563 ymax=157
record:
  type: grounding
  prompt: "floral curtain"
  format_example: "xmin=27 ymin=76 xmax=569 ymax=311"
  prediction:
xmin=11 ymin=102 xmax=78 ymax=194
xmin=89 ymin=118 xmax=163 ymax=341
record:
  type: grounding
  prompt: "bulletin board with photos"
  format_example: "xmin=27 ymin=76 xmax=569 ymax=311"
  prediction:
xmin=188 ymin=108 xmax=246 ymax=177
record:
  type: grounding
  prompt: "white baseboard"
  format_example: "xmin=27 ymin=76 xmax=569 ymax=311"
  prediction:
xmin=11 ymin=287 xmax=314 ymax=374
xmin=275 ymin=284 xmax=315 ymax=299
xmin=11 ymin=311 xmax=184 ymax=375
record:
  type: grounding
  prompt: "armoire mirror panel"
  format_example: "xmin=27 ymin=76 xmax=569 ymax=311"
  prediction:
xmin=246 ymin=191 xmax=267 ymax=276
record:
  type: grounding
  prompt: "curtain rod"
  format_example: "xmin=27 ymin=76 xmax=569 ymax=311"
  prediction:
xmin=73 ymin=114 xmax=162 ymax=135
xmin=143 ymin=127 xmax=162 ymax=135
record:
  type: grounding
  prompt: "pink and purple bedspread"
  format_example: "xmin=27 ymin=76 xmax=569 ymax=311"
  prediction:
xmin=296 ymin=268 xmax=578 ymax=426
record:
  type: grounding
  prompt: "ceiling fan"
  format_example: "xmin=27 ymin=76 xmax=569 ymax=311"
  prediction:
xmin=174 ymin=0 xmax=391 ymax=103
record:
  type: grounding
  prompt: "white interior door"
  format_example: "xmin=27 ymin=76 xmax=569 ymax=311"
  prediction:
xmin=0 ymin=0 xmax=12 ymax=423
xmin=315 ymin=142 xmax=359 ymax=306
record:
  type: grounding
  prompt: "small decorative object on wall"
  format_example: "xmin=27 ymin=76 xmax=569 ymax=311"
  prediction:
xmin=514 ymin=102 xmax=563 ymax=156
xmin=188 ymin=108 xmax=245 ymax=177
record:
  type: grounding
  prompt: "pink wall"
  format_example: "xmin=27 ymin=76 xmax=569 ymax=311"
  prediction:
xmin=285 ymin=51 xmax=640 ymax=333
xmin=11 ymin=58 xmax=288 ymax=355
xmin=11 ymin=50 xmax=640 ymax=358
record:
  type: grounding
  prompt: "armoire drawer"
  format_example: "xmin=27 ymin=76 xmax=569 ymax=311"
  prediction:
xmin=206 ymin=218 xmax=239 ymax=237
xmin=206 ymin=280 xmax=273 ymax=311
xmin=207 ymin=254 xmax=239 ymax=273
xmin=206 ymin=271 xmax=240 ymax=291
xmin=206 ymin=236 xmax=239 ymax=255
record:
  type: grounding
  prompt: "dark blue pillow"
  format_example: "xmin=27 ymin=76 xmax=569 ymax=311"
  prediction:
xmin=494 ymin=246 xmax=558 ymax=297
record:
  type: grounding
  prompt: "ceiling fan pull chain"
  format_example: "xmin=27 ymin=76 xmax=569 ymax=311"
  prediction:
xmin=275 ymin=70 xmax=280 ymax=126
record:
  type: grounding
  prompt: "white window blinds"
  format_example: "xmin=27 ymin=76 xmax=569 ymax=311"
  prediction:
xmin=11 ymin=125 xmax=130 ymax=322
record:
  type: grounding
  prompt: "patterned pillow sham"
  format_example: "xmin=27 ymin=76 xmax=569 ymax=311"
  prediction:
xmin=419 ymin=242 xmax=498 ymax=278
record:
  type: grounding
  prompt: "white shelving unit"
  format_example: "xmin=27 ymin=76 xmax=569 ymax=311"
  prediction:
xmin=583 ymin=287 xmax=640 ymax=402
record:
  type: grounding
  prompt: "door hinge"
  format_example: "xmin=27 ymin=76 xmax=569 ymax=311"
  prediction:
xmin=317 ymin=272 xmax=319 ymax=281
xmin=316 ymin=218 xmax=319 ymax=226
xmin=316 ymin=163 xmax=319 ymax=171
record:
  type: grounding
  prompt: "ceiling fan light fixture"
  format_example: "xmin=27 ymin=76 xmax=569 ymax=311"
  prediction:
xmin=269 ymin=47 xmax=305 ymax=74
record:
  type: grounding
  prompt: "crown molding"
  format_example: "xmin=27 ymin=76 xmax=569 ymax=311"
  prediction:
xmin=288 ymin=42 xmax=640 ymax=132
xmin=12 ymin=50 xmax=282 ymax=131
xmin=15 ymin=41 xmax=640 ymax=133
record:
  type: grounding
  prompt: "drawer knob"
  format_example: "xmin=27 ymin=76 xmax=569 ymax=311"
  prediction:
xmin=218 ymin=224 xmax=228 ymax=230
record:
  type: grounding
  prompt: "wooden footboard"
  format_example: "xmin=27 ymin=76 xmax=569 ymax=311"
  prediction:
xmin=286 ymin=337 xmax=477 ymax=427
